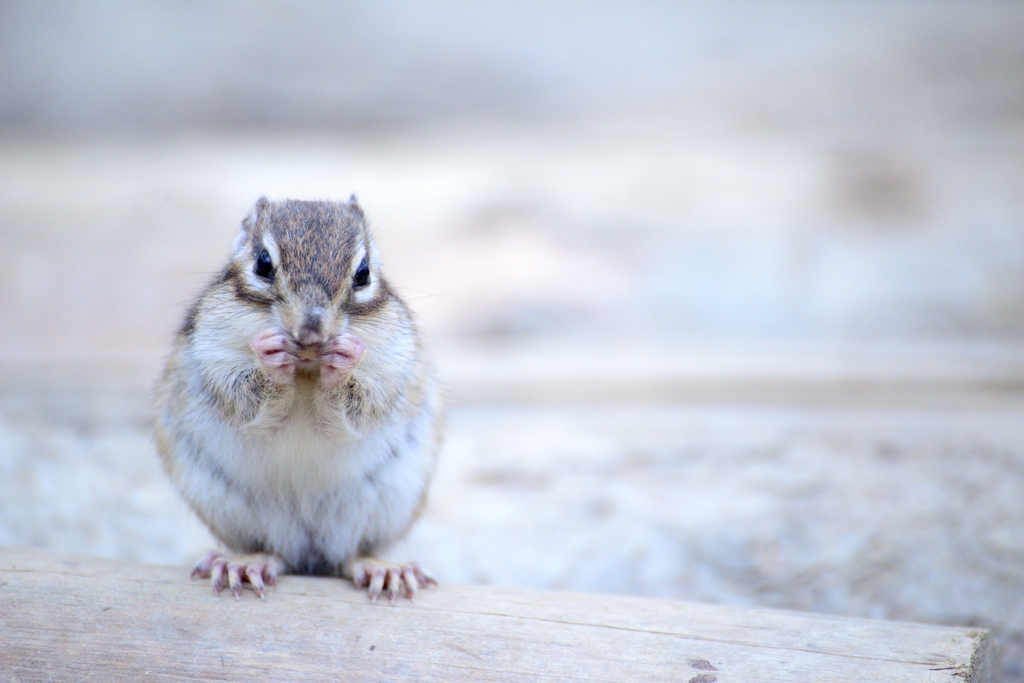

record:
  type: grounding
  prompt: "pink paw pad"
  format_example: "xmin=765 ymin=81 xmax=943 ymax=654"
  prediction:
xmin=251 ymin=331 xmax=295 ymax=382
xmin=319 ymin=333 xmax=365 ymax=385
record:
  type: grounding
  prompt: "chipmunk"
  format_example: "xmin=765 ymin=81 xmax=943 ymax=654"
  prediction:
xmin=153 ymin=197 xmax=442 ymax=602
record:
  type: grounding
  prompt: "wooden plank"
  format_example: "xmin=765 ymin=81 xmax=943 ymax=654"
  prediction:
xmin=0 ymin=547 xmax=992 ymax=683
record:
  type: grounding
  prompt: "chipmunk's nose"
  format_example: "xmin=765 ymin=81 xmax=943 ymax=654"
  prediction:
xmin=296 ymin=309 xmax=325 ymax=346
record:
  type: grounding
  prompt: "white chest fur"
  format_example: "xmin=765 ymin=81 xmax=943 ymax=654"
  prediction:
xmin=171 ymin=373 xmax=430 ymax=574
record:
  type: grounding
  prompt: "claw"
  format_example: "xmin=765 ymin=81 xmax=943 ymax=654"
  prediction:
xmin=412 ymin=562 xmax=438 ymax=588
xmin=247 ymin=566 xmax=266 ymax=598
xmin=228 ymin=564 xmax=243 ymax=600
xmin=351 ymin=563 xmax=368 ymax=588
xmin=191 ymin=552 xmax=283 ymax=600
xmin=368 ymin=567 xmax=386 ymax=602
xmin=402 ymin=566 xmax=419 ymax=599
xmin=192 ymin=550 xmax=223 ymax=578
xmin=210 ymin=560 xmax=226 ymax=595
xmin=347 ymin=558 xmax=437 ymax=602
xmin=387 ymin=567 xmax=401 ymax=603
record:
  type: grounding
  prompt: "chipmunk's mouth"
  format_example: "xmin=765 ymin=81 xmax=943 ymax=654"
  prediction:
xmin=288 ymin=337 xmax=363 ymax=365
xmin=252 ymin=329 xmax=365 ymax=381
xmin=291 ymin=342 xmax=323 ymax=363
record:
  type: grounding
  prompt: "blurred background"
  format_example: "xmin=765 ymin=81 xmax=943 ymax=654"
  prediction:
xmin=1 ymin=1 xmax=1023 ymax=678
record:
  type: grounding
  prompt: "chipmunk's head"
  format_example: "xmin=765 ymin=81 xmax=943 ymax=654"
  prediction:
xmin=229 ymin=196 xmax=389 ymax=382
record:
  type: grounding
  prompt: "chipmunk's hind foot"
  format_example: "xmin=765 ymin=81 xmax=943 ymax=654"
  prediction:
xmin=344 ymin=557 xmax=437 ymax=603
xmin=192 ymin=550 xmax=285 ymax=600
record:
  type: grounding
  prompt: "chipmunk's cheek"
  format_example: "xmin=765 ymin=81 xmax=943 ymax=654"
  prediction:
xmin=319 ymin=333 xmax=365 ymax=386
xmin=251 ymin=330 xmax=296 ymax=383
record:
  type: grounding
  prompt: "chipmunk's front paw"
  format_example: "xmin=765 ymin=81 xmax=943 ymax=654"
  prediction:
xmin=192 ymin=550 xmax=285 ymax=599
xmin=319 ymin=332 xmax=365 ymax=386
xmin=252 ymin=330 xmax=296 ymax=383
xmin=344 ymin=557 xmax=437 ymax=603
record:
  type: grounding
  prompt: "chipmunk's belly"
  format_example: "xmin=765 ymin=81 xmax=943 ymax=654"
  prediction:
xmin=203 ymin=412 xmax=423 ymax=574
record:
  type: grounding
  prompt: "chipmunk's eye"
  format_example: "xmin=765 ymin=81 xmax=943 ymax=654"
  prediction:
xmin=352 ymin=258 xmax=370 ymax=289
xmin=254 ymin=250 xmax=274 ymax=280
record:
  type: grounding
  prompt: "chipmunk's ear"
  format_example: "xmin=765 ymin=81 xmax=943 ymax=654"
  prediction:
xmin=234 ymin=196 xmax=271 ymax=256
xmin=347 ymin=193 xmax=364 ymax=218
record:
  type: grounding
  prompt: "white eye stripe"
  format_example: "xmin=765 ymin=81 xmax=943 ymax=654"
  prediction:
xmin=244 ymin=268 xmax=274 ymax=291
xmin=242 ymin=232 xmax=280 ymax=290
xmin=353 ymin=279 xmax=378 ymax=302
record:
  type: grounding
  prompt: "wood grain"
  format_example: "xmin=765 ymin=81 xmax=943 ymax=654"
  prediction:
xmin=0 ymin=547 xmax=992 ymax=682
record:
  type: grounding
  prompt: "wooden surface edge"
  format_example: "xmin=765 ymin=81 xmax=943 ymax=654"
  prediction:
xmin=968 ymin=630 xmax=996 ymax=683
xmin=0 ymin=547 xmax=994 ymax=683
